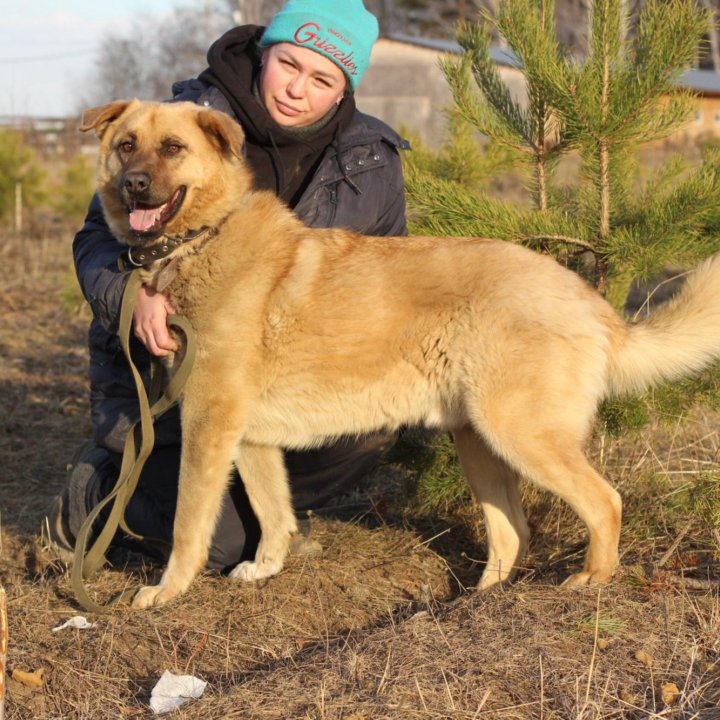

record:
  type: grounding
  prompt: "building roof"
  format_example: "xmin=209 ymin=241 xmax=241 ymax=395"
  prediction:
xmin=388 ymin=33 xmax=522 ymax=69
xmin=678 ymin=68 xmax=720 ymax=97
xmin=388 ymin=33 xmax=720 ymax=96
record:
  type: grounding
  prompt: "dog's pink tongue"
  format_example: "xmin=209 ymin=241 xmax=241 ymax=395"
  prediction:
xmin=129 ymin=207 xmax=162 ymax=232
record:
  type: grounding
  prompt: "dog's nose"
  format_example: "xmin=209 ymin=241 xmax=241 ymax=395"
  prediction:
xmin=124 ymin=172 xmax=151 ymax=196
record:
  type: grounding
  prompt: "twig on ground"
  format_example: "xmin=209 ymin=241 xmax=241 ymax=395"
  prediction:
xmin=0 ymin=586 xmax=7 ymax=720
xmin=184 ymin=621 xmax=212 ymax=674
xmin=580 ymin=589 xmax=602 ymax=716
xmin=657 ymin=521 xmax=693 ymax=568
xmin=670 ymin=576 xmax=720 ymax=591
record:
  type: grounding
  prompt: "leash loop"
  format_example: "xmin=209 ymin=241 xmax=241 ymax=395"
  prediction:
xmin=70 ymin=269 xmax=196 ymax=613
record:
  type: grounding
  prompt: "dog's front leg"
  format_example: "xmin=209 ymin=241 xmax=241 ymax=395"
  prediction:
xmin=229 ymin=443 xmax=297 ymax=582
xmin=132 ymin=407 xmax=241 ymax=609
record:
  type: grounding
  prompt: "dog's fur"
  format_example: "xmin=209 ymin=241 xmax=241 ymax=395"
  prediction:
xmin=81 ymin=99 xmax=720 ymax=609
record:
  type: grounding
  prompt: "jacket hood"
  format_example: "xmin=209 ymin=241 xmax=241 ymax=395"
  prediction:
xmin=197 ymin=25 xmax=357 ymax=204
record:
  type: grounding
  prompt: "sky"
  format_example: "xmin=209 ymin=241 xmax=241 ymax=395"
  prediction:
xmin=0 ymin=0 xmax=193 ymax=118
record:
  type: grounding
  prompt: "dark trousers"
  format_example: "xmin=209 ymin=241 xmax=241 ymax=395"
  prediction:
xmin=96 ymin=432 xmax=396 ymax=571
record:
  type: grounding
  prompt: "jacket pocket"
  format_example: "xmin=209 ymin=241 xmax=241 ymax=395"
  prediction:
xmin=298 ymin=184 xmax=338 ymax=228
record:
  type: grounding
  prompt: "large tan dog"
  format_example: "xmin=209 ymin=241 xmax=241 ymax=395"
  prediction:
xmin=81 ymin=99 xmax=720 ymax=609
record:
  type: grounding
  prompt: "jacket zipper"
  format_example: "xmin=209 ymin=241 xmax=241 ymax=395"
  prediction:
xmin=327 ymin=188 xmax=338 ymax=225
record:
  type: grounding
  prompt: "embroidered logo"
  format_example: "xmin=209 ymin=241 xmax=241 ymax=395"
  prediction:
xmin=293 ymin=22 xmax=358 ymax=77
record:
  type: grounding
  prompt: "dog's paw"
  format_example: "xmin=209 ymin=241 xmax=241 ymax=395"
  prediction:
xmin=228 ymin=558 xmax=284 ymax=583
xmin=561 ymin=568 xmax=614 ymax=588
xmin=475 ymin=562 xmax=515 ymax=591
xmin=132 ymin=584 xmax=176 ymax=609
xmin=476 ymin=574 xmax=501 ymax=592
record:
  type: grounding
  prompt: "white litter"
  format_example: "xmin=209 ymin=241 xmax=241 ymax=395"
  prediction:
xmin=149 ymin=669 xmax=207 ymax=714
xmin=51 ymin=616 xmax=97 ymax=632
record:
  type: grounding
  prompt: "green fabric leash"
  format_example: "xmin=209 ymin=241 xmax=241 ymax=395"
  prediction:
xmin=71 ymin=269 xmax=197 ymax=614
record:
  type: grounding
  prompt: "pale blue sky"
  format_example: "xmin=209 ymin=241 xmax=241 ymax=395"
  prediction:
xmin=0 ymin=0 xmax=203 ymax=117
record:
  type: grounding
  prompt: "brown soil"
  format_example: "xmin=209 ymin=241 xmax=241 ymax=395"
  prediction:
xmin=0 ymin=233 xmax=718 ymax=719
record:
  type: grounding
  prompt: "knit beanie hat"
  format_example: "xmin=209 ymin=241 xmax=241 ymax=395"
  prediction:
xmin=260 ymin=0 xmax=379 ymax=90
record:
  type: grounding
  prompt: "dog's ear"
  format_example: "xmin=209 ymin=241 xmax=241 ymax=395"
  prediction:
xmin=196 ymin=108 xmax=245 ymax=160
xmin=80 ymin=100 xmax=134 ymax=138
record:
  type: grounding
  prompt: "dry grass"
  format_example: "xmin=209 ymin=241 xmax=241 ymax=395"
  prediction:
xmin=0 ymin=230 xmax=719 ymax=719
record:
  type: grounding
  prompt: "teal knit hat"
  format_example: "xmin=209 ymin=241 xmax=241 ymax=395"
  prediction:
xmin=260 ymin=0 xmax=379 ymax=90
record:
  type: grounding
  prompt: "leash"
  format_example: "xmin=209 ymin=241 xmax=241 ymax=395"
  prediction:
xmin=70 ymin=269 xmax=197 ymax=613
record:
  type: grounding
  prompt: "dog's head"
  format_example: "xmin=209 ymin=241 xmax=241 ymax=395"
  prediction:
xmin=81 ymin=99 xmax=249 ymax=248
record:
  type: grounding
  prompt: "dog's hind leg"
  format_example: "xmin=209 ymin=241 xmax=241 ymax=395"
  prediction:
xmin=529 ymin=445 xmax=621 ymax=587
xmin=229 ymin=443 xmax=298 ymax=582
xmin=488 ymin=427 xmax=622 ymax=588
xmin=452 ymin=425 xmax=530 ymax=589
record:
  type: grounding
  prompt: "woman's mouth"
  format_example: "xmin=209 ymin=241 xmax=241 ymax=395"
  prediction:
xmin=275 ymin=99 xmax=301 ymax=117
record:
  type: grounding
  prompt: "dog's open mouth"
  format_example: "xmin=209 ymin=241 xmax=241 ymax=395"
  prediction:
xmin=128 ymin=186 xmax=186 ymax=235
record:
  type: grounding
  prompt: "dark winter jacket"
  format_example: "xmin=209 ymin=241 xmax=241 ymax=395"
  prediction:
xmin=73 ymin=26 xmax=409 ymax=453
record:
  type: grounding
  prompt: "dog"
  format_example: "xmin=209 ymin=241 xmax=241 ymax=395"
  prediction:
xmin=80 ymin=99 xmax=720 ymax=609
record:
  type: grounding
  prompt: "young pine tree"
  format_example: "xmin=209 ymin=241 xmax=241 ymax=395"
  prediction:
xmin=401 ymin=0 xmax=720 ymax=510
xmin=405 ymin=0 xmax=720 ymax=302
xmin=0 ymin=131 xmax=46 ymax=226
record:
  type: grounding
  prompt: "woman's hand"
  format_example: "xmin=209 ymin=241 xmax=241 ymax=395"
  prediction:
xmin=133 ymin=286 xmax=179 ymax=356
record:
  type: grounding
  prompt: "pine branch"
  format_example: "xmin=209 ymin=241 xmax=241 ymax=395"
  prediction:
xmin=450 ymin=3 xmax=573 ymax=212
xmin=440 ymin=52 xmax=532 ymax=154
xmin=616 ymin=159 xmax=720 ymax=273
xmin=611 ymin=0 xmax=710 ymax=142
xmin=518 ymin=234 xmax=598 ymax=253
xmin=404 ymin=164 xmax=590 ymax=244
xmin=494 ymin=0 xmax=565 ymax=210
xmin=442 ymin=20 xmax=537 ymax=153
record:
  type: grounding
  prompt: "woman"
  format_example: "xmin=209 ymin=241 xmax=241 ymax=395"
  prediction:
xmin=50 ymin=0 xmax=408 ymax=569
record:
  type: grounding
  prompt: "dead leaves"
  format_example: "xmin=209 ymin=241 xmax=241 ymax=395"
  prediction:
xmin=660 ymin=681 xmax=681 ymax=706
xmin=10 ymin=668 xmax=44 ymax=690
xmin=632 ymin=650 xmax=682 ymax=707
xmin=634 ymin=649 xmax=653 ymax=668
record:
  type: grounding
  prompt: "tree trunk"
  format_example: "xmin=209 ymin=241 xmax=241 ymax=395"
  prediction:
xmin=596 ymin=0 xmax=612 ymax=292
xmin=14 ymin=182 xmax=22 ymax=235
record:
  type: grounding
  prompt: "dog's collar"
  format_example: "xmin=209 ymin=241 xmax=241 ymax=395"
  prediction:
xmin=121 ymin=226 xmax=217 ymax=269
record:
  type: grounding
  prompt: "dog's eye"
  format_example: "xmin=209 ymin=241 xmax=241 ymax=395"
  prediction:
xmin=161 ymin=140 xmax=185 ymax=156
xmin=118 ymin=141 xmax=134 ymax=154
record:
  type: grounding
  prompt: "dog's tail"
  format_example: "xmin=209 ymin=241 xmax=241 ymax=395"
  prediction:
xmin=607 ymin=253 xmax=720 ymax=396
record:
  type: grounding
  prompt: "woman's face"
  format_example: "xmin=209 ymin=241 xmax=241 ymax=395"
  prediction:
xmin=259 ymin=43 xmax=347 ymax=128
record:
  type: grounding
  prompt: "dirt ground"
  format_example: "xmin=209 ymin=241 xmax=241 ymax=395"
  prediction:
xmin=1 ymin=232 xmax=719 ymax=719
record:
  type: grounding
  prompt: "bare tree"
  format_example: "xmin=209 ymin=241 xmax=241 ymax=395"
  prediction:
xmin=221 ymin=0 xmax=284 ymax=25
xmin=78 ymin=6 xmax=235 ymax=113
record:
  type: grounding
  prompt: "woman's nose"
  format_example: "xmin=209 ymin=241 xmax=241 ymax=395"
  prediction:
xmin=287 ymin=74 xmax=307 ymax=98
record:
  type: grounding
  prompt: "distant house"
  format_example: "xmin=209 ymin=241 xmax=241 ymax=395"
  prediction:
xmin=357 ymin=35 xmax=720 ymax=147
xmin=0 ymin=114 xmax=93 ymax=160
xmin=676 ymin=69 xmax=720 ymax=140
xmin=356 ymin=35 xmax=526 ymax=147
